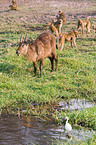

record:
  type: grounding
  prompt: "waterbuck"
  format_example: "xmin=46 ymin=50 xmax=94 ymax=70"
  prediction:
xmin=16 ymin=32 xmax=58 ymax=77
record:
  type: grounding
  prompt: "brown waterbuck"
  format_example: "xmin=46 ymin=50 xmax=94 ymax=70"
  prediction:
xmin=16 ymin=32 xmax=58 ymax=77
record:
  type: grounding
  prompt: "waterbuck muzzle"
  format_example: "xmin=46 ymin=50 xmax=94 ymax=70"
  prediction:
xmin=16 ymin=34 xmax=28 ymax=56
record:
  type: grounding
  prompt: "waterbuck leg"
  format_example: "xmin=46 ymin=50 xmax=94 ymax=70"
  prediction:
xmin=55 ymin=55 xmax=58 ymax=71
xmin=40 ymin=60 xmax=44 ymax=77
xmin=49 ymin=57 xmax=54 ymax=71
xmin=33 ymin=62 xmax=37 ymax=76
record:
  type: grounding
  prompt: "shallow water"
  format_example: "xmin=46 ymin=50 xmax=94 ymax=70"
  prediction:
xmin=0 ymin=115 xmax=25 ymax=145
xmin=0 ymin=114 xmax=95 ymax=145
xmin=59 ymin=98 xmax=94 ymax=111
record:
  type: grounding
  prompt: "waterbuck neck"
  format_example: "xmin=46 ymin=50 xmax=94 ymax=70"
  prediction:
xmin=24 ymin=44 xmax=29 ymax=56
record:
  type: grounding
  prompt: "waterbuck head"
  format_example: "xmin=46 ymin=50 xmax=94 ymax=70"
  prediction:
xmin=16 ymin=34 xmax=28 ymax=56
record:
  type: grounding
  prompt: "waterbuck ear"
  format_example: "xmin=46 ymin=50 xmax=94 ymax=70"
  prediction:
xmin=24 ymin=34 xmax=27 ymax=42
xmin=20 ymin=35 xmax=23 ymax=42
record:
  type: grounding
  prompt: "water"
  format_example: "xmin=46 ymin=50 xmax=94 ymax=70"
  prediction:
xmin=0 ymin=114 xmax=95 ymax=145
xmin=0 ymin=115 xmax=25 ymax=145
xmin=59 ymin=98 xmax=94 ymax=111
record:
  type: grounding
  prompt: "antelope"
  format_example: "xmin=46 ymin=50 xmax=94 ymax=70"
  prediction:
xmin=16 ymin=32 xmax=58 ymax=77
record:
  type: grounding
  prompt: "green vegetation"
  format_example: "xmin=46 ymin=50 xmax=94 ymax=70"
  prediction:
xmin=60 ymin=106 xmax=96 ymax=130
xmin=0 ymin=0 xmax=96 ymax=138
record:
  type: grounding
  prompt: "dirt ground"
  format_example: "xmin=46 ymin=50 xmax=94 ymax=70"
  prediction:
xmin=0 ymin=0 xmax=96 ymax=24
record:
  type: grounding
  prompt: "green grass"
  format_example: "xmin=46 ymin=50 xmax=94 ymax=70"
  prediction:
xmin=0 ymin=0 xmax=96 ymax=135
xmin=1 ymin=45 xmax=95 ymax=104
xmin=60 ymin=106 xmax=96 ymax=130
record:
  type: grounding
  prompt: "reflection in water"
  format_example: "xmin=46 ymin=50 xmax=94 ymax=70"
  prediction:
xmin=0 ymin=114 xmax=95 ymax=145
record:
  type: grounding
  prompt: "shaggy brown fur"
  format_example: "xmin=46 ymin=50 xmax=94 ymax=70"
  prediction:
xmin=16 ymin=32 xmax=58 ymax=77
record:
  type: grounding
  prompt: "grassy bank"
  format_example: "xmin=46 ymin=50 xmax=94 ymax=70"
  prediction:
xmin=0 ymin=0 xmax=96 ymax=133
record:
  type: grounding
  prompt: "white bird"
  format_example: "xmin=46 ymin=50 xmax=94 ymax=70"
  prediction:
xmin=65 ymin=116 xmax=72 ymax=132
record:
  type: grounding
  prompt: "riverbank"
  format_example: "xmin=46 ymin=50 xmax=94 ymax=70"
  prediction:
xmin=0 ymin=1 xmax=96 ymax=143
